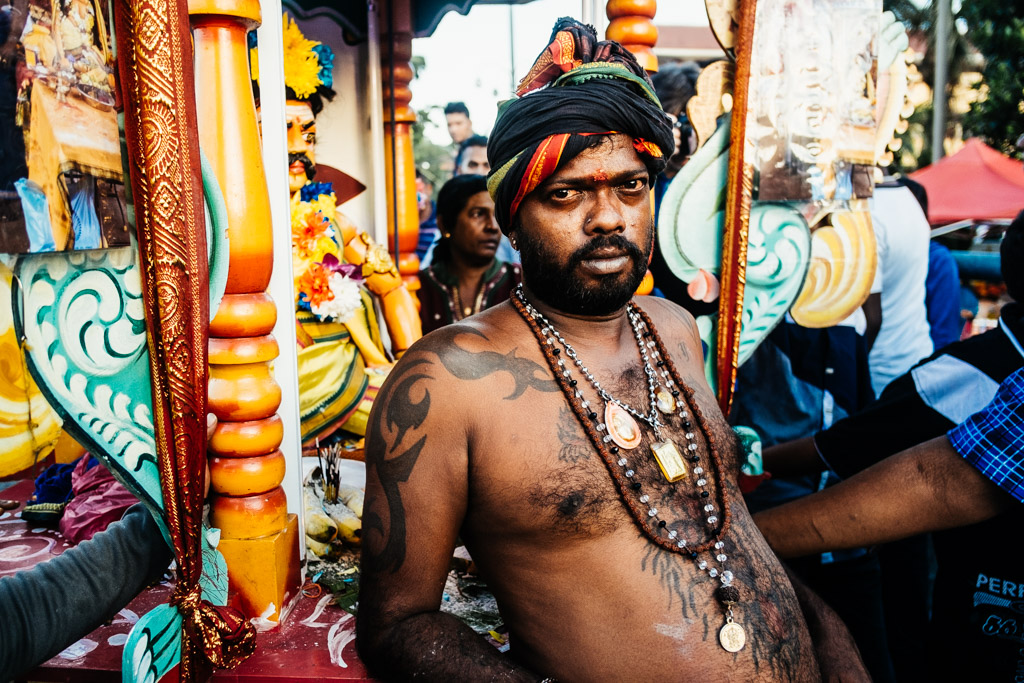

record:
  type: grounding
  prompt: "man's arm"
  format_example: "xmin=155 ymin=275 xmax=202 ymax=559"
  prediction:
xmin=761 ymin=436 xmax=824 ymax=478
xmin=861 ymin=293 xmax=882 ymax=350
xmin=755 ymin=436 xmax=1015 ymax=558
xmin=784 ymin=566 xmax=869 ymax=683
xmin=0 ymin=504 xmax=172 ymax=680
xmin=356 ymin=344 xmax=538 ymax=682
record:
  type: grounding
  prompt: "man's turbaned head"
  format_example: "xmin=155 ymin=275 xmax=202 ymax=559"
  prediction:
xmin=486 ymin=18 xmax=674 ymax=235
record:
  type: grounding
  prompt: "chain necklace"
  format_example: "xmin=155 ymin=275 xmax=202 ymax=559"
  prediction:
xmin=511 ymin=285 xmax=747 ymax=652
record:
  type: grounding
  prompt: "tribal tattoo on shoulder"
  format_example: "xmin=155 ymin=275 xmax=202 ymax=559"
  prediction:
xmin=436 ymin=327 xmax=559 ymax=399
xmin=363 ymin=328 xmax=559 ymax=574
xmin=363 ymin=357 xmax=433 ymax=574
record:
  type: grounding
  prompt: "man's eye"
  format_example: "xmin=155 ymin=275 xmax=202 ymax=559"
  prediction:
xmin=551 ymin=189 xmax=578 ymax=200
xmin=622 ymin=178 xmax=646 ymax=190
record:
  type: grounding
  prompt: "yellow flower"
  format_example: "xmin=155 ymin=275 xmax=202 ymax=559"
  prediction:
xmin=309 ymin=192 xmax=337 ymax=218
xmin=282 ymin=14 xmax=322 ymax=99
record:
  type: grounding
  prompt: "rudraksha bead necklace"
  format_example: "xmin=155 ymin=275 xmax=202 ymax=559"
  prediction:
xmin=511 ymin=285 xmax=747 ymax=652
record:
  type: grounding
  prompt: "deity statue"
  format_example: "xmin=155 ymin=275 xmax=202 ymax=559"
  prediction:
xmin=253 ymin=15 xmax=421 ymax=447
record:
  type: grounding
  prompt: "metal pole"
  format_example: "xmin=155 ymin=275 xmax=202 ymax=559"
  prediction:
xmin=931 ymin=0 xmax=951 ymax=162
xmin=509 ymin=5 xmax=516 ymax=94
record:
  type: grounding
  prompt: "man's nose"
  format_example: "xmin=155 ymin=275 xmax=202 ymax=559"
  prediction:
xmin=484 ymin=213 xmax=499 ymax=233
xmin=288 ymin=128 xmax=308 ymax=152
xmin=585 ymin=190 xmax=626 ymax=235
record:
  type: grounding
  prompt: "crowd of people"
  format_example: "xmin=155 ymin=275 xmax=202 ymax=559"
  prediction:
xmin=2 ymin=15 xmax=1021 ymax=683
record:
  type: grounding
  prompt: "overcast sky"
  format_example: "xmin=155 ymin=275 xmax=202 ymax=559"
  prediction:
xmin=411 ymin=0 xmax=711 ymax=144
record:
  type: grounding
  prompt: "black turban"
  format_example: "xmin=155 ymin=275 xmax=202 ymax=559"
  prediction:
xmin=486 ymin=18 xmax=674 ymax=233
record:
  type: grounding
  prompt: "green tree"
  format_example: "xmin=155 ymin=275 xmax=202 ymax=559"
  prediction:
xmin=884 ymin=0 xmax=976 ymax=171
xmin=411 ymin=105 xmax=453 ymax=196
xmin=959 ymin=3 xmax=1024 ymax=159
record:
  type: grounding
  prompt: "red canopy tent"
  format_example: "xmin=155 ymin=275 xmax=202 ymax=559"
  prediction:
xmin=910 ymin=138 xmax=1024 ymax=224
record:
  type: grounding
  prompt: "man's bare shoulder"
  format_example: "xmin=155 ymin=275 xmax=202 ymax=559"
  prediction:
xmin=631 ymin=295 xmax=699 ymax=338
xmin=631 ymin=296 xmax=704 ymax=365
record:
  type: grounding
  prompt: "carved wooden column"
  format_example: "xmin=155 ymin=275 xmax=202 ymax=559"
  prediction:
xmin=606 ymin=0 xmax=659 ymax=73
xmin=190 ymin=0 xmax=300 ymax=622
xmin=381 ymin=1 xmax=419 ymax=285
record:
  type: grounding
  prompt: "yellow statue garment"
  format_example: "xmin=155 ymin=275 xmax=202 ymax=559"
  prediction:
xmin=0 ymin=263 xmax=63 ymax=476
xmin=292 ymin=191 xmax=420 ymax=444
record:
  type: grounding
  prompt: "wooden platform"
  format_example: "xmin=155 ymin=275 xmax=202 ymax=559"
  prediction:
xmin=1 ymin=479 xmax=371 ymax=682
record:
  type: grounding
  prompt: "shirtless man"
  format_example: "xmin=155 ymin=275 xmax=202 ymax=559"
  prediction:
xmin=357 ymin=20 xmax=863 ymax=681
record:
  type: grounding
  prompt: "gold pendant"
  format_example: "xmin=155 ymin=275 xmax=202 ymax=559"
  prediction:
xmin=605 ymin=403 xmax=642 ymax=450
xmin=719 ymin=620 xmax=746 ymax=652
xmin=651 ymin=439 xmax=687 ymax=482
xmin=655 ymin=386 xmax=677 ymax=414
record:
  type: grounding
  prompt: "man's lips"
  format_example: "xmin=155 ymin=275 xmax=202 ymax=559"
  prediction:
xmin=289 ymin=162 xmax=307 ymax=173
xmin=579 ymin=249 xmax=630 ymax=275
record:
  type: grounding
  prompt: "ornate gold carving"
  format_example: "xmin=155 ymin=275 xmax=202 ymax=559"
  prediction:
xmin=360 ymin=232 xmax=400 ymax=279
xmin=112 ymin=0 xmax=250 ymax=676
xmin=716 ymin=0 xmax=757 ymax=416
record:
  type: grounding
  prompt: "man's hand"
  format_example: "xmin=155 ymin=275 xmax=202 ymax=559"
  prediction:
xmin=785 ymin=567 xmax=869 ymax=683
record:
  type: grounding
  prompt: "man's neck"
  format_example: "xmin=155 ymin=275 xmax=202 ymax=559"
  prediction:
xmin=520 ymin=284 xmax=635 ymax=352
xmin=449 ymin=251 xmax=494 ymax=289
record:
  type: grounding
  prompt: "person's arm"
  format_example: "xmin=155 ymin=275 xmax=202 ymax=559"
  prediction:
xmin=784 ymin=566 xmax=869 ymax=683
xmin=0 ymin=504 xmax=172 ymax=680
xmin=761 ymin=436 xmax=825 ymax=478
xmin=755 ymin=436 xmax=1015 ymax=558
xmin=356 ymin=344 xmax=539 ymax=682
xmin=861 ymin=293 xmax=882 ymax=350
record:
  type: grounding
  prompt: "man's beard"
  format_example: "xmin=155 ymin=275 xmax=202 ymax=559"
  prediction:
xmin=289 ymin=152 xmax=316 ymax=181
xmin=518 ymin=230 xmax=651 ymax=316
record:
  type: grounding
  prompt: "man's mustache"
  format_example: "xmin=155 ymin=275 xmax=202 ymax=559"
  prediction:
xmin=566 ymin=234 xmax=647 ymax=270
xmin=288 ymin=153 xmax=315 ymax=180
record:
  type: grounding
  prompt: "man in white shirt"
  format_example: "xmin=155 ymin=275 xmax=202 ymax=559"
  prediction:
xmin=867 ymin=184 xmax=934 ymax=396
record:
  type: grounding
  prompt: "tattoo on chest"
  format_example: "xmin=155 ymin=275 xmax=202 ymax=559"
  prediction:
xmin=364 ymin=358 xmax=432 ymax=574
xmin=556 ymin=405 xmax=592 ymax=463
xmin=437 ymin=328 xmax=558 ymax=399
xmin=640 ymin=522 xmax=807 ymax=679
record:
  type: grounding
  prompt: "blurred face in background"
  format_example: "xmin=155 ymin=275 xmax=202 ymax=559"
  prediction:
xmin=449 ymin=191 xmax=500 ymax=266
xmin=458 ymin=145 xmax=490 ymax=176
xmin=446 ymin=112 xmax=472 ymax=144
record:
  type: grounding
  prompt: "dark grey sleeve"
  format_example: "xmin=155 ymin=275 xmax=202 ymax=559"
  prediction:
xmin=0 ymin=503 xmax=173 ymax=681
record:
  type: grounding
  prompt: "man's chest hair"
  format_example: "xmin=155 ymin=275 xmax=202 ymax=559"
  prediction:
xmin=466 ymin=389 xmax=742 ymax=541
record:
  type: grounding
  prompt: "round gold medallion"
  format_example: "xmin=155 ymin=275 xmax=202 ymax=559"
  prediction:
xmin=719 ymin=621 xmax=746 ymax=652
xmin=605 ymin=402 xmax=642 ymax=450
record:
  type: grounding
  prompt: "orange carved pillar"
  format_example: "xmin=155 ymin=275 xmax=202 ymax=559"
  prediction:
xmin=190 ymin=0 xmax=300 ymax=622
xmin=381 ymin=5 xmax=419 ymax=285
xmin=606 ymin=0 xmax=658 ymax=74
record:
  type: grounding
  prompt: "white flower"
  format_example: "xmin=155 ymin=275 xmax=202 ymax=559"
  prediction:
xmin=311 ymin=273 xmax=362 ymax=322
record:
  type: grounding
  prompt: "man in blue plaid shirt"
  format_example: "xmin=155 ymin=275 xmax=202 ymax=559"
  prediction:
xmin=948 ymin=366 xmax=1024 ymax=504
xmin=755 ymin=365 xmax=1024 ymax=554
